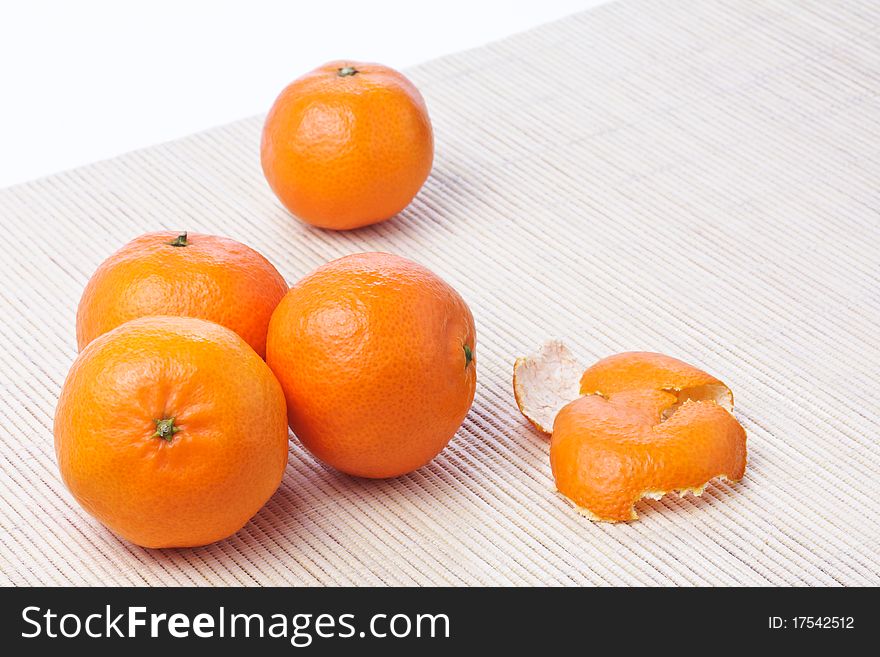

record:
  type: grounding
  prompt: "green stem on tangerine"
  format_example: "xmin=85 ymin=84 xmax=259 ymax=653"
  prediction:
xmin=464 ymin=344 xmax=473 ymax=368
xmin=168 ymin=232 xmax=188 ymax=247
xmin=152 ymin=417 xmax=181 ymax=442
xmin=337 ymin=66 xmax=358 ymax=77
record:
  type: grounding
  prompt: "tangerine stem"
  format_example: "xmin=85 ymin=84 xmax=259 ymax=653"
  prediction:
xmin=464 ymin=344 xmax=473 ymax=368
xmin=337 ymin=66 xmax=358 ymax=77
xmin=152 ymin=417 xmax=181 ymax=442
xmin=168 ymin=232 xmax=188 ymax=247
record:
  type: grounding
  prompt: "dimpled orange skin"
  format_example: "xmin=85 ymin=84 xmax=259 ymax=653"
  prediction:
xmin=550 ymin=352 xmax=747 ymax=522
xmin=54 ymin=316 xmax=290 ymax=548
xmin=266 ymin=253 xmax=476 ymax=478
xmin=260 ymin=61 xmax=433 ymax=230
xmin=76 ymin=231 xmax=288 ymax=358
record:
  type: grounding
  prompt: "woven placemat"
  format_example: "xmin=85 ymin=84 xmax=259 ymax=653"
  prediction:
xmin=1 ymin=0 xmax=878 ymax=586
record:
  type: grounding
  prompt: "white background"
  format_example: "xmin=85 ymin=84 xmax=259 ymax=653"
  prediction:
xmin=0 ymin=0 xmax=602 ymax=188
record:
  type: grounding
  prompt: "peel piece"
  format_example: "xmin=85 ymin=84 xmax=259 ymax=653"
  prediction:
xmin=513 ymin=343 xmax=748 ymax=523
xmin=513 ymin=340 xmax=582 ymax=435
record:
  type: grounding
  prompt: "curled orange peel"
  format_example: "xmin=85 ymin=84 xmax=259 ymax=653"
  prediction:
xmin=513 ymin=343 xmax=747 ymax=522
xmin=513 ymin=341 xmax=582 ymax=435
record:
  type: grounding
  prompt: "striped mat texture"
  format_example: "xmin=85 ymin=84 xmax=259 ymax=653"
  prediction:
xmin=1 ymin=0 xmax=879 ymax=586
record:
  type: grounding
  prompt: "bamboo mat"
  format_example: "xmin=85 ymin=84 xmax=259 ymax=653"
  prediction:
xmin=1 ymin=0 xmax=878 ymax=586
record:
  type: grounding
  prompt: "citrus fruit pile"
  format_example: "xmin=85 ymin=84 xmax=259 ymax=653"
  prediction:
xmin=54 ymin=60 xmax=747 ymax=549
xmin=57 ymin=229 xmax=475 ymax=548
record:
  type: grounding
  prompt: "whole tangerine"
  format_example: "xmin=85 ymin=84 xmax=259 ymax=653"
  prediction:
xmin=266 ymin=252 xmax=476 ymax=478
xmin=261 ymin=61 xmax=433 ymax=230
xmin=76 ymin=231 xmax=288 ymax=358
xmin=54 ymin=316 xmax=290 ymax=548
